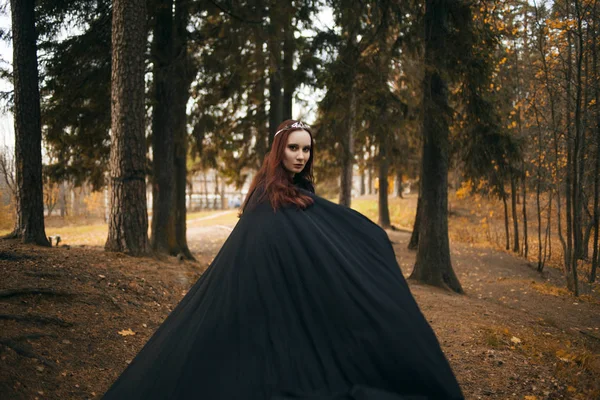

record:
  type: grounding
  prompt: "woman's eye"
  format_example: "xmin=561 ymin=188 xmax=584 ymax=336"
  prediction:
xmin=289 ymin=145 xmax=298 ymax=150
xmin=303 ymin=148 xmax=310 ymax=153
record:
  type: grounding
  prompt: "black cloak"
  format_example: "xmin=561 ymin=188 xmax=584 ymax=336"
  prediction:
xmin=102 ymin=184 xmax=463 ymax=400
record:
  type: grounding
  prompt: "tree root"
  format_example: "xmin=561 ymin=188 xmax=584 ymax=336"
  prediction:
xmin=0 ymin=334 xmax=58 ymax=367
xmin=579 ymin=329 xmax=600 ymax=342
xmin=0 ymin=313 xmax=72 ymax=327
xmin=0 ymin=288 xmax=75 ymax=299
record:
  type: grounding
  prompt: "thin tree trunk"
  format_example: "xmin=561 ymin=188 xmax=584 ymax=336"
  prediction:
xmin=395 ymin=168 xmax=404 ymax=198
xmin=522 ymin=168 xmax=528 ymax=257
xmin=59 ymin=181 xmax=66 ymax=218
xmin=564 ymin=3 xmax=577 ymax=293
xmin=534 ymin=0 xmax=566 ymax=278
xmin=502 ymin=183 xmax=510 ymax=251
xmin=359 ymin=165 xmax=366 ymax=196
xmin=339 ymin=89 xmax=356 ymax=207
xmin=510 ymin=170 xmax=519 ymax=253
xmin=593 ymin=0 xmax=600 ymax=282
xmin=282 ymin=10 xmax=295 ymax=121
xmin=253 ymin=26 xmax=269 ymax=164
xmin=203 ymin=171 xmax=208 ymax=208
xmin=172 ymin=0 xmax=195 ymax=260
xmin=547 ymin=192 xmax=552 ymax=261
xmin=537 ymin=164 xmax=542 ymax=269
xmin=105 ymin=0 xmax=149 ymax=255
xmin=573 ymin=0 xmax=584 ymax=265
xmin=409 ymin=0 xmax=462 ymax=293
xmin=367 ymin=159 xmax=373 ymax=195
xmin=378 ymin=144 xmax=391 ymax=229
xmin=7 ymin=0 xmax=49 ymax=246
xmin=267 ymin=4 xmax=283 ymax=143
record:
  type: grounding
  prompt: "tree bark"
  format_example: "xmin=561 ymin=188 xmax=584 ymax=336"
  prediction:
xmin=503 ymin=188 xmax=510 ymax=251
xmin=7 ymin=0 xmax=50 ymax=246
xmin=592 ymin=0 xmax=600 ymax=282
xmin=359 ymin=164 xmax=366 ymax=196
xmin=564 ymin=4 xmax=577 ymax=293
xmin=408 ymin=194 xmax=421 ymax=250
xmin=267 ymin=3 xmax=283 ymax=143
xmin=339 ymin=89 xmax=356 ymax=207
xmin=282 ymin=9 xmax=295 ymax=121
xmin=172 ymin=0 xmax=195 ymax=260
xmin=149 ymin=0 xmax=194 ymax=259
xmin=367 ymin=158 xmax=373 ymax=195
xmin=395 ymin=168 xmax=404 ymax=198
xmin=408 ymin=167 xmax=422 ymax=250
xmin=409 ymin=0 xmax=462 ymax=293
xmin=378 ymin=144 xmax=391 ymax=229
xmin=105 ymin=0 xmax=149 ymax=256
xmin=510 ymin=170 xmax=519 ymax=253
xmin=521 ymin=168 xmax=528 ymax=257
xmin=573 ymin=0 xmax=584 ymax=264
xmin=252 ymin=27 xmax=269 ymax=164
xmin=150 ymin=0 xmax=176 ymax=254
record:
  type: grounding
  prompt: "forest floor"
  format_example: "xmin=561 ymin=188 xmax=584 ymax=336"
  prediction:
xmin=1 ymin=196 xmax=600 ymax=400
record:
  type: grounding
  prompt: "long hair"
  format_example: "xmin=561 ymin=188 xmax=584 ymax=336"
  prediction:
xmin=240 ymin=119 xmax=315 ymax=213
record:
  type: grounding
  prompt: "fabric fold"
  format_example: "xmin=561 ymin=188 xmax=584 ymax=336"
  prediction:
xmin=102 ymin=191 xmax=463 ymax=400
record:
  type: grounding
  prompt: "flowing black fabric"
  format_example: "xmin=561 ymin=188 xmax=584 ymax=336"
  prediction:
xmin=102 ymin=186 xmax=463 ymax=400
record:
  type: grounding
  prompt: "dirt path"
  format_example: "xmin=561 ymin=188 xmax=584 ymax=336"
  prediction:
xmin=389 ymin=231 xmax=600 ymax=399
xmin=0 ymin=222 xmax=598 ymax=399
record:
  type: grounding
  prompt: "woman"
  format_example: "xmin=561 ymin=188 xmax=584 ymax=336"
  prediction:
xmin=102 ymin=120 xmax=463 ymax=400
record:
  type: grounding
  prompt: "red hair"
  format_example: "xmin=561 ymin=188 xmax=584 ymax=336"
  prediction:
xmin=241 ymin=119 xmax=315 ymax=213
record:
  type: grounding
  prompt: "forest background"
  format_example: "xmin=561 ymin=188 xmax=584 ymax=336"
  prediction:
xmin=2 ymin=0 xmax=600 ymax=399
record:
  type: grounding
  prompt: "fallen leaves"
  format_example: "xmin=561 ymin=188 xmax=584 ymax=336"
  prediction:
xmin=117 ymin=328 xmax=135 ymax=336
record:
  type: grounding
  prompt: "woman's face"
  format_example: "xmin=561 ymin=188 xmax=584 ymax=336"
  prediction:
xmin=282 ymin=129 xmax=312 ymax=176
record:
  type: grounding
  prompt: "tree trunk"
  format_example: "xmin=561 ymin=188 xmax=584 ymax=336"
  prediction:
xmin=573 ymin=0 xmax=584 ymax=264
xmin=172 ymin=0 xmax=194 ymax=259
xmin=536 ymin=167 xmax=542 ymax=269
xmin=252 ymin=26 xmax=269 ymax=164
xmin=378 ymin=144 xmax=391 ymax=229
xmin=409 ymin=164 xmax=423 ymax=250
xmin=59 ymin=181 xmax=67 ymax=218
xmin=395 ymin=168 xmax=404 ymax=198
xmin=546 ymin=191 xmax=552 ymax=263
xmin=502 ymin=183 xmax=510 ymax=251
xmin=521 ymin=168 xmax=528 ymax=257
xmin=203 ymin=171 xmax=209 ymax=208
xmin=339 ymin=89 xmax=356 ymax=207
xmin=282 ymin=10 xmax=295 ymax=121
xmin=408 ymin=194 xmax=421 ymax=250
xmin=367 ymin=159 xmax=373 ymax=195
xmin=510 ymin=170 xmax=519 ymax=253
xmin=150 ymin=0 xmax=176 ymax=254
xmin=593 ymin=1 xmax=600 ymax=282
xmin=7 ymin=0 xmax=49 ymax=246
xmin=564 ymin=5 xmax=577 ymax=294
xmin=267 ymin=4 xmax=283 ymax=143
xmin=105 ymin=0 xmax=149 ymax=256
xmin=150 ymin=0 xmax=194 ymax=258
xmin=359 ymin=165 xmax=366 ymax=196
xmin=409 ymin=0 xmax=462 ymax=294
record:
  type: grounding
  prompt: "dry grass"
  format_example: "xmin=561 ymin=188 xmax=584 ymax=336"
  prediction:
xmin=0 ymin=209 xmax=238 ymax=247
xmin=350 ymin=195 xmax=417 ymax=230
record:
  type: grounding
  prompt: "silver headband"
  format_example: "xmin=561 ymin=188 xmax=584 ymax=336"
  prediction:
xmin=274 ymin=121 xmax=310 ymax=137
